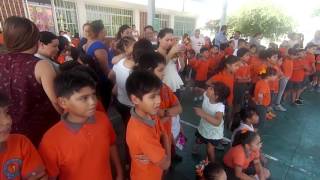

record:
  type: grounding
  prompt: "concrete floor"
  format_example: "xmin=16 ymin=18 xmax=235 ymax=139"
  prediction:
xmin=109 ymin=89 xmax=320 ymax=180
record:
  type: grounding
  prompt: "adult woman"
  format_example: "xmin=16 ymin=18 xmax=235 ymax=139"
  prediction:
xmin=116 ymin=24 xmax=132 ymax=40
xmin=157 ymin=28 xmax=185 ymax=95
xmin=0 ymin=16 xmax=60 ymax=146
xmin=35 ymin=31 xmax=60 ymax=73
xmin=83 ymin=20 xmax=112 ymax=109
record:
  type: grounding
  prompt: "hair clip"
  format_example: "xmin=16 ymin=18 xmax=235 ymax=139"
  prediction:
xmin=258 ymin=68 xmax=266 ymax=75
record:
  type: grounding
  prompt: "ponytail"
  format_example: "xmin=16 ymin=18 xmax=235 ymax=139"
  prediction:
xmin=211 ymin=55 xmax=240 ymax=76
xmin=116 ymin=36 xmax=136 ymax=53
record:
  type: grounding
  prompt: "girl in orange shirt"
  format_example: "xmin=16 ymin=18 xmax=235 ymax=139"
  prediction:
xmin=254 ymin=67 xmax=277 ymax=128
xmin=224 ymin=131 xmax=270 ymax=180
xmin=207 ymin=55 xmax=242 ymax=129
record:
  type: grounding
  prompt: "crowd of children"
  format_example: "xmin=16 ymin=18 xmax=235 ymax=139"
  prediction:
xmin=1 ymin=15 xmax=320 ymax=180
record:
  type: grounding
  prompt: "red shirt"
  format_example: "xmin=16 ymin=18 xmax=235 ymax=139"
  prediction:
xmin=316 ymin=56 xmax=320 ymax=71
xmin=190 ymin=58 xmax=216 ymax=81
xmin=268 ymin=64 xmax=281 ymax=93
xmin=304 ymin=52 xmax=316 ymax=75
xmin=282 ymin=58 xmax=294 ymax=78
xmin=235 ymin=62 xmax=251 ymax=82
xmin=39 ymin=111 xmax=116 ymax=180
xmin=0 ymin=134 xmax=45 ymax=180
xmin=208 ymin=69 xmax=234 ymax=106
xmin=224 ymin=144 xmax=260 ymax=170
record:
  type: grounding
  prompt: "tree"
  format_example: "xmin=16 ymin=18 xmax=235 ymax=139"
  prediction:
xmin=204 ymin=19 xmax=220 ymax=35
xmin=227 ymin=4 xmax=294 ymax=41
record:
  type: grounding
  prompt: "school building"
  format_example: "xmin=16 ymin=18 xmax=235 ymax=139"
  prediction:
xmin=0 ymin=0 xmax=197 ymax=37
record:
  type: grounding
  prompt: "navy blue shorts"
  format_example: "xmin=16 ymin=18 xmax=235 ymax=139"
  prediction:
xmin=195 ymin=130 xmax=221 ymax=146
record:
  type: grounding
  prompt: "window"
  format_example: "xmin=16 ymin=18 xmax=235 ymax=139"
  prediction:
xmin=174 ymin=16 xmax=196 ymax=36
xmin=139 ymin=12 xmax=170 ymax=32
xmin=54 ymin=0 xmax=78 ymax=34
xmin=86 ymin=5 xmax=133 ymax=36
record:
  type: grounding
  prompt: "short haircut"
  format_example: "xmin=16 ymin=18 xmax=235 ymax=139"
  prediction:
xmin=259 ymin=48 xmax=278 ymax=60
xmin=39 ymin=31 xmax=58 ymax=45
xmin=238 ymin=38 xmax=246 ymax=44
xmin=90 ymin=20 xmax=104 ymax=37
xmin=203 ymin=162 xmax=225 ymax=180
xmin=200 ymin=47 xmax=209 ymax=54
xmin=144 ymin=25 xmax=154 ymax=32
xmin=134 ymin=52 xmax=166 ymax=72
xmin=288 ymin=48 xmax=299 ymax=56
xmin=0 ymin=92 xmax=9 ymax=107
xmin=237 ymin=48 xmax=249 ymax=58
xmin=54 ymin=70 xmax=96 ymax=98
xmin=3 ymin=16 xmax=39 ymax=52
xmin=158 ymin=28 xmax=174 ymax=39
xmin=126 ymin=70 xmax=162 ymax=100
xmin=209 ymin=82 xmax=230 ymax=103
xmin=305 ymin=42 xmax=317 ymax=50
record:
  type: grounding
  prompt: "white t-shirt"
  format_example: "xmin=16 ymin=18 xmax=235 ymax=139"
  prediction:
xmin=231 ymin=122 xmax=254 ymax=145
xmin=191 ymin=35 xmax=205 ymax=54
xmin=112 ymin=58 xmax=133 ymax=107
xmin=197 ymin=92 xmax=225 ymax=140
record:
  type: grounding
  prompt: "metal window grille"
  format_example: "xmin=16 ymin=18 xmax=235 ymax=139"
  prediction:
xmin=174 ymin=16 xmax=196 ymax=36
xmin=139 ymin=12 xmax=170 ymax=32
xmin=54 ymin=0 xmax=78 ymax=34
xmin=0 ymin=0 xmax=26 ymax=28
xmin=85 ymin=4 xmax=133 ymax=36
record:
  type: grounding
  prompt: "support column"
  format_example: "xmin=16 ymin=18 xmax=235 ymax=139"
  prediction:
xmin=170 ymin=14 xmax=174 ymax=29
xmin=147 ymin=0 xmax=155 ymax=26
xmin=134 ymin=9 xmax=140 ymax=33
xmin=75 ymin=0 xmax=87 ymax=36
xmin=219 ymin=0 xmax=228 ymax=30
xmin=50 ymin=0 xmax=59 ymax=34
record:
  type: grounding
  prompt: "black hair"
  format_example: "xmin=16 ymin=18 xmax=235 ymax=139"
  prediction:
xmin=232 ymin=131 xmax=259 ymax=147
xmin=158 ymin=28 xmax=174 ymax=40
xmin=54 ymin=70 xmax=96 ymax=98
xmin=211 ymin=55 xmax=240 ymax=76
xmin=39 ymin=31 xmax=58 ymax=45
xmin=116 ymin=24 xmax=131 ymax=40
xmin=0 ymin=92 xmax=9 ymax=107
xmin=126 ymin=70 xmax=162 ymax=100
xmin=238 ymin=38 xmax=246 ymax=44
xmin=74 ymin=32 xmax=79 ymax=38
xmin=259 ymin=66 xmax=277 ymax=79
xmin=116 ymin=36 xmax=135 ymax=53
xmin=288 ymin=48 xmax=299 ymax=56
xmin=203 ymin=162 xmax=225 ymax=180
xmin=57 ymin=36 xmax=69 ymax=56
xmin=134 ymin=52 xmax=165 ymax=72
xmin=209 ymin=82 xmax=230 ymax=103
xmin=305 ymin=42 xmax=317 ymax=50
xmin=237 ymin=48 xmax=249 ymax=58
xmin=132 ymin=38 xmax=154 ymax=63
xmin=144 ymin=25 xmax=154 ymax=32
xmin=250 ymin=44 xmax=257 ymax=49
xmin=200 ymin=47 xmax=209 ymax=54
xmin=259 ymin=48 xmax=278 ymax=60
xmin=231 ymin=107 xmax=258 ymax=132
xmin=90 ymin=20 xmax=104 ymax=37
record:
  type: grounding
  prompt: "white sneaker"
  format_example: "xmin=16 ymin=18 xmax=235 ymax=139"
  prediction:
xmin=275 ymin=104 xmax=287 ymax=112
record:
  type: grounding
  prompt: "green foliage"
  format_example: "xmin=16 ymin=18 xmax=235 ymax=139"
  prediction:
xmin=313 ymin=8 xmax=320 ymax=17
xmin=204 ymin=19 xmax=220 ymax=33
xmin=227 ymin=4 xmax=294 ymax=40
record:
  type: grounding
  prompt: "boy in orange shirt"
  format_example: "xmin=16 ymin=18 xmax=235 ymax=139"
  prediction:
xmin=190 ymin=47 xmax=216 ymax=101
xmin=289 ymin=49 xmax=307 ymax=105
xmin=303 ymin=43 xmax=317 ymax=91
xmin=39 ymin=70 xmax=123 ymax=180
xmin=126 ymin=71 xmax=171 ymax=180
xmin=254 ymin=67 xmax=277 ymax=128
xmin=0 ymin=92 xmax=47 ymax=180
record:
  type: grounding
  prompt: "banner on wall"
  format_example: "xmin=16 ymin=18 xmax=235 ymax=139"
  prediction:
xmin=28 ymin=3 xmax=55 ymax=33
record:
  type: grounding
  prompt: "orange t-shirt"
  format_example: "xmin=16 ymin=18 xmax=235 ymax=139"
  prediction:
xmin=282 ymin=58 xmax=294 ymax=78
xmin=160 ymin=83 xmax=179 ymax=144
xmin=189 ymin=58 xmax=216 ymax=81
xmin=254 ymin=79 xmax=271 ymax=107
xmin=235 ymin=62 xmax=251 ymax=82
xmin=304 ymin=52 xmax=316 ymax=75
xmin=249 ymin=57 xmax=266 ymax=83
xmin=126 ymin=110 xmax=166 ymax=180
xmin=291 ymin=59 xmax=305 ymax=82
xmin=223 ymin=144 xmax=260 ymax=170
xmin=208 ymin=70 xmax=234 ymax=106
xmin=0 ymin=33 xmax=4 ymax=45
xmin=39 ymin=111 xmax=116 ymax=180
xmin=316 ymin=56 xmax=320 ymax=71
xmin=268 ymin=64 xmax=281 ymax=93
xmin=0 ymin=134 xmax=45 ymax=180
